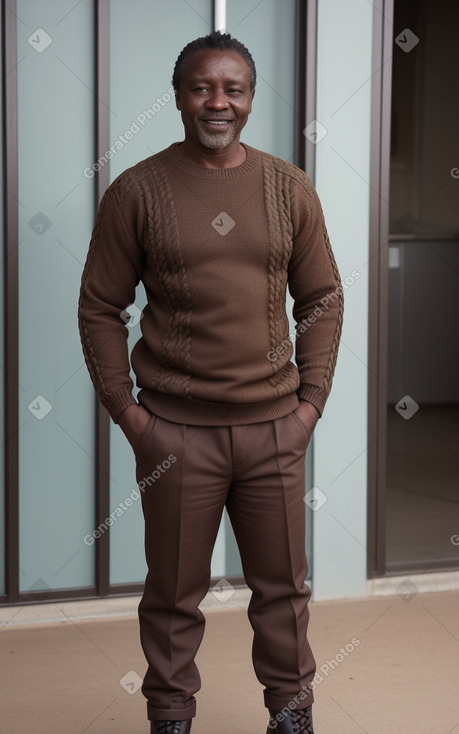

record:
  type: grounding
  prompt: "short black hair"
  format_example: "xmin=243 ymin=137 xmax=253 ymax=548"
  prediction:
xmin=172 ymin=31 xmax=256 ymax=91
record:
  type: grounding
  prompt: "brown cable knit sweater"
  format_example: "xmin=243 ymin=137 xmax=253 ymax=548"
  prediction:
xmin=78 ymin=142 xmax=343 ymax=426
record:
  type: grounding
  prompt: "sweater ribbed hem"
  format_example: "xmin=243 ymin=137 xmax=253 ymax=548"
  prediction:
xmin=297 ymin=383 xmax=328 ymax=417
xmin=101 ymin=387 xmax=137 ymax=423
xmin=137 ymin=390 xmax=299 ymax=426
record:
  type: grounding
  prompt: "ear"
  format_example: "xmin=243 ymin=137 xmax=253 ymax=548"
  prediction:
xmin=174 ymin=89 xmax=181 ymax=110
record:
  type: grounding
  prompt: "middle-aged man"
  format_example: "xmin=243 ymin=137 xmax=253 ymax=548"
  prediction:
xmin=78 ymin=31 xmax=343 ymax=734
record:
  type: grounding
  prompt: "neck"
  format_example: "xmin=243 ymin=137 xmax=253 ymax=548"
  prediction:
xmin=177 ymin=139 xmax=247 ymax=169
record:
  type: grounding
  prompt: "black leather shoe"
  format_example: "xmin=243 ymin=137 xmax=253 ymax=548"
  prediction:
xmin=150 ymin=720 xmax=192 ymax=734
xmin=266 ymin=705 xmax=314 ymax=733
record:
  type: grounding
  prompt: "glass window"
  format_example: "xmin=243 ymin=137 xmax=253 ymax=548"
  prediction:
xmin=17 ymin=0 xmax=96 ymax=592
xmin=389 ymin=0 xmax=459 ymax=238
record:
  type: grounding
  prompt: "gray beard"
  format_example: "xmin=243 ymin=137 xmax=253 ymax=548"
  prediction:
xmin=195 ymin=122 xmax=237 ymax=149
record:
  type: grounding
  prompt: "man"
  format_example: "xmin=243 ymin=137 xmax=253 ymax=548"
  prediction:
xmin=78 ymin=31 xmax=343 ymax=734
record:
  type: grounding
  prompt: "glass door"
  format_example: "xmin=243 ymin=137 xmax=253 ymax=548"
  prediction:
xmin=385 ymin=0 xmax=459 ymax=571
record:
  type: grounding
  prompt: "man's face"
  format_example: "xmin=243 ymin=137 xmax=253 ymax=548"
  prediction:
xmin=175 ymin=49 xmax=254 ymax=151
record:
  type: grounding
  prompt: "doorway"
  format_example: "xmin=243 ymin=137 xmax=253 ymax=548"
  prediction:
xmin=369 ymin=0 xmax=459 ymax=575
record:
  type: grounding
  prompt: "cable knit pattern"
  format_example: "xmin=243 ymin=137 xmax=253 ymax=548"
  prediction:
xmin=319 ymin=218 xmax=344 ymax=395
xmin=78 ymin=189 xmax=115 ymax=398
xmin=138 ymin=159 xmax=192 ymax=398
xmin=264 ymin=158 xmax=300 ymax=395
xmin=78 ymin=142 xmax=343 ymax=425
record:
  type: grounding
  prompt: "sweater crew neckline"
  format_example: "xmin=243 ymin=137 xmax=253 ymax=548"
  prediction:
xmin=164 ymin=141 xmax=259 ymax=179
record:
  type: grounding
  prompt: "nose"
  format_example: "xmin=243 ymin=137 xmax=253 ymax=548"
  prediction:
xmin=205 ymin=88 xmax=230 ymax=109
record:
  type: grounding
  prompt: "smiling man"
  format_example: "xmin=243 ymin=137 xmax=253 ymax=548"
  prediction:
xmin=78 ymin=31 xmax=343 ymax=734
xmin=175 ymin=47 xmax=253 ymax=163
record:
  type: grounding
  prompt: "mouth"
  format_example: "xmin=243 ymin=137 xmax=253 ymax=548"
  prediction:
xmin=201 ymin=119 xmax=234 ymax=128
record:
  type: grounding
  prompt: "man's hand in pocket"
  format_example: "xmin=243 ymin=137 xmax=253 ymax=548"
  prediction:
xmin=294 ymin=400 xmax=320 ymax=442
xmin=117 ymin=404 xmax=152 ymax=453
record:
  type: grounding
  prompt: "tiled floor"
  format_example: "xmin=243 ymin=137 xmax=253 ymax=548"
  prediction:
xmin=1 ymin=589 xmax=459 ymax=733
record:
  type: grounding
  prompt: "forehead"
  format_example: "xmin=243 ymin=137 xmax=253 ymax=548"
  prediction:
xmin=181 ymin=49 xmax=251 ymax=84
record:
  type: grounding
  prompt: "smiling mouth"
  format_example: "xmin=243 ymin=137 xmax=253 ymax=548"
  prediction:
xmin=202 ymin=119 xmax=234 ymax=126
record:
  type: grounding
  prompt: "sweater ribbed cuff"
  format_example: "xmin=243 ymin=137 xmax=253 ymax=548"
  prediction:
xmin=101 ymin=386 xmax=137 ymax=423
xmin=297 ymin=383 xmax=328 ymax=417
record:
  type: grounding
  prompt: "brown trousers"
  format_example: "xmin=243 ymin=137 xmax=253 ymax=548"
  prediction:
xmin=135 ymin=410 xmax=316 ymax=721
